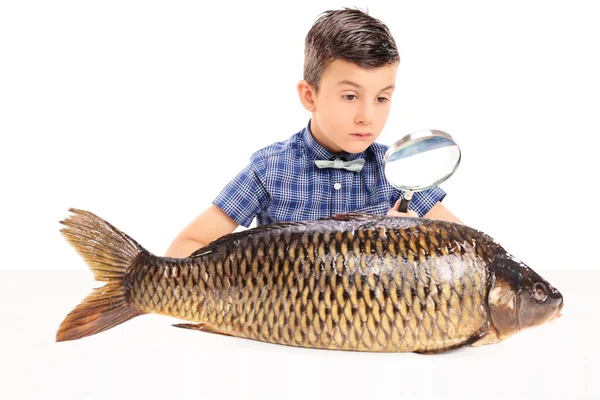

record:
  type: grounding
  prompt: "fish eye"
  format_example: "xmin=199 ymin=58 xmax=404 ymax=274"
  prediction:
xmin=533 ymin=282 xmax=548 ymax=302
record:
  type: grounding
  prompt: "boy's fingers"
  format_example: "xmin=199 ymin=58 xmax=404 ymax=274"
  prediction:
xmin=387 ymin=209 xmax=418 ymax=218
xmin=388 ymin=200 xmax=418 ymax=218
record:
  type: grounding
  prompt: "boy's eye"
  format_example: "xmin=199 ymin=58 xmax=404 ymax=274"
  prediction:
xmin=377 ymin=97 xmax=390 ymax=103
xmin=343 ymin=94 xmax=357 ymax=101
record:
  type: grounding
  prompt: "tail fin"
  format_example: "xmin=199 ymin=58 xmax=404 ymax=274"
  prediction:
xmin=56 ymin=208 xmax=147 ymax=342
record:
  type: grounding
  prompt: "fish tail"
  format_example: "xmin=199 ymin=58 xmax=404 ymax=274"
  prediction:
xmin=56 ymin=208 xmax=147 ymax=342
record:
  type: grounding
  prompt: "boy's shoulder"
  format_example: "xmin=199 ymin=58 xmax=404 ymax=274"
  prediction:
xmin=249 ymin=128 xmax=304 ymax=165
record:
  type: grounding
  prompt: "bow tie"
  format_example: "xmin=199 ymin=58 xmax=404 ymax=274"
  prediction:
xmin=314 ymin=158 xmax=365 ymax=172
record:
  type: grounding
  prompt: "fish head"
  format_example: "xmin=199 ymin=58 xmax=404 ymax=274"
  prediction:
xmin=487 ymin=253 xmax=563 ymax=340
xmin=515 ymin=262 xmax=563 ymax=329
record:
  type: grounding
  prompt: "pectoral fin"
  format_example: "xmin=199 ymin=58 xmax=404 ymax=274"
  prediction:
xmin=470 ymin=328 xmax=500 ymax=347
xmin=415 ymin=329 xmax=495 ymax=354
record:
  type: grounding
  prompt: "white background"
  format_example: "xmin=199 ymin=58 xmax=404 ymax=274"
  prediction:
xmin=1 ymin=0 xmax=598 ymax=399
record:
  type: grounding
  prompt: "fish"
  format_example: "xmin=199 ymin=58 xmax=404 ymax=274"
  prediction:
xmin=56 ymin=208 xmax=563 ymax=353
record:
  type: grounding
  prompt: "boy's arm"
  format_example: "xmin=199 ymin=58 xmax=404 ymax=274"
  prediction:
xmin=165 ymin=205 xmax=239 ymax=258
xmin=166 ymin=158 xmax=268 ymax=257
xmin=423 ymin=201 xmax=463 ymax=224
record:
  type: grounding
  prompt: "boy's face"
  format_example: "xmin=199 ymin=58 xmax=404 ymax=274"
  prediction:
xmin=305 ymin=59 xmax=398 ymax=154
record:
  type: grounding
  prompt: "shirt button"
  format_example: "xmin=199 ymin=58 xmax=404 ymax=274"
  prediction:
xmin=334 ymin=183 xmax=342 ymax=190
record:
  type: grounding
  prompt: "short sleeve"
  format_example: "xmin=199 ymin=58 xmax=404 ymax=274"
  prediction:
xmin=212 ymin=164 xmax=270 ymax=228
xmin=408 ymin=186 xmax=447 ymax=217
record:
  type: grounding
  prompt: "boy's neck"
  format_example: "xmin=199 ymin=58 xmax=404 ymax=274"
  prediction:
xmin=309 ymin=117 xmax=344 ymax=154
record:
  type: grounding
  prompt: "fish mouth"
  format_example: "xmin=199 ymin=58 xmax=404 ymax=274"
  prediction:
xmin=549 ymin=312 xmax=562 ymax=323
xmin=548 ymin=302 xmax=564 ymax=323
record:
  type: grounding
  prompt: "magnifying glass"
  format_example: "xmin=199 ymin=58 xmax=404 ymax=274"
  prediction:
xmin=383 ymin=130 xmax=461 ymax=213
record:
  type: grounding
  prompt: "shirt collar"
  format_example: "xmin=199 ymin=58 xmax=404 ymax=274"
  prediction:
xmin=301 ymin=119 xmax=367 ymax=162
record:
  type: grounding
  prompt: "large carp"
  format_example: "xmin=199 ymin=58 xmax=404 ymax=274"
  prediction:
xmin=56 ymin=208 xmax=562 ymax=353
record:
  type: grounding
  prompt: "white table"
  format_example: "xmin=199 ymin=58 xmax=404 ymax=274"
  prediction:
xmin=1 ymin=270 xmax=595 ymax=400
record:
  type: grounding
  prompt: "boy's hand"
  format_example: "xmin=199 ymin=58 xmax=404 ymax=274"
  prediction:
xmin=387 ymin=199 xmax=419 ymax=218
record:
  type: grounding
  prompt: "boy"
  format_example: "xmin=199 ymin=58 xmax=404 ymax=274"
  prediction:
xmin=166 ymin=8 xmax=462 ymax=258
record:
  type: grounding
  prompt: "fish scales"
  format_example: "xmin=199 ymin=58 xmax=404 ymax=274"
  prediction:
xmin=127 ymin=218 xmax=492 ymax=352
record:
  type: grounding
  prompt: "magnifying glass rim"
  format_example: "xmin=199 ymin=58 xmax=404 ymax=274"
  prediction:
xmin=383 ymin=129 xmax=462 ymax=192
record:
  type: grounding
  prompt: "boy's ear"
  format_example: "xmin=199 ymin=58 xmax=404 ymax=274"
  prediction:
xmin=297 ymin=80 xmax=317 ymax=112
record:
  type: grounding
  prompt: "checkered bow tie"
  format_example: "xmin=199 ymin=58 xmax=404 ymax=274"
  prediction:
xmin=314 ymin=158 xmax=365 ymax=172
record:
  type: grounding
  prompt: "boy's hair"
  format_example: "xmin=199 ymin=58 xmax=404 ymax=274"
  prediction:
xmin=304 ymin=8 xmax=400 ymax=91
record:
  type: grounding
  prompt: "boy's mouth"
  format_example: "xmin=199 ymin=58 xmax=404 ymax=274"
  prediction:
xmin=350 ymin=132 xmax=372 ymax=138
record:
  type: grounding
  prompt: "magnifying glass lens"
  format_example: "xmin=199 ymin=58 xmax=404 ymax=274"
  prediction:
xmin=384 ymin=131 xmax=461 ymax=213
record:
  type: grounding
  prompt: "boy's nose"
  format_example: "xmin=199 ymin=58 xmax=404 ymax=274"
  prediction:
xmin=355 ymin=103 xmax=374 ymax=125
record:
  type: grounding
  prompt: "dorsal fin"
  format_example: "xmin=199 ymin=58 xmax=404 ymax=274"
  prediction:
xmin=188 ymin=213 xmax=422 ymax=259
xmin=329 ymin=212 xmax=383 ymax=222
xmin=189 ymin=220 xmax=312 ymax=258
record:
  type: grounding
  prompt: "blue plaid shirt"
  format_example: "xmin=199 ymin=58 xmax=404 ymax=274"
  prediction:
xmin=213 ymin=120 xmax=446 ymax=227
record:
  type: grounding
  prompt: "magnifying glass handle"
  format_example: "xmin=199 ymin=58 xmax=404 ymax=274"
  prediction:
xmin=398 ymin=190 xmax=413 ymax=213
